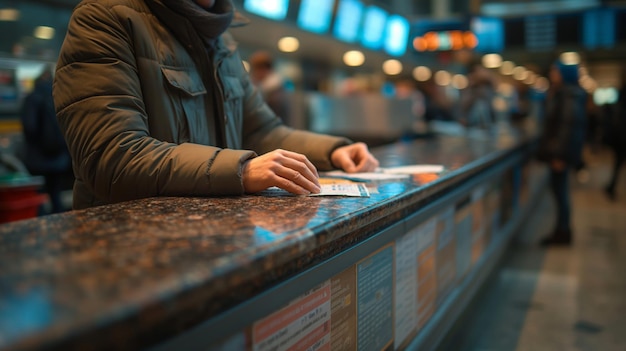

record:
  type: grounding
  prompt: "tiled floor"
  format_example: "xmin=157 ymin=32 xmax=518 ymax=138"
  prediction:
xmin=441 ymin=148 xmax=626 ymax=351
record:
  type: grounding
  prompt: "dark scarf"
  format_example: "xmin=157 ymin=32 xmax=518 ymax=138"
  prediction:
xmin=159 ymin=0 xmax=234 ymax=43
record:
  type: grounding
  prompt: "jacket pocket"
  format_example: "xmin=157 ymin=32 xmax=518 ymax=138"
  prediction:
xmin=161 ymin=66 xmax=208 ymax=143
xmin=222 ymin=76 xmax=245 ymax=146
xmin=161 ymin=66 xmax=207 ymax=97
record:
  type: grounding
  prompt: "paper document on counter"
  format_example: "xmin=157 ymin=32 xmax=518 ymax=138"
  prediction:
xmin=321 ymin=165 xmax=444 ymax=182
xmin=382 ymin=164 xmax=445 ymax=174
xmin=310 ymin=183 xmax=370 ymax=197
xmin=322 ymin=170 xmax=409 ymax=182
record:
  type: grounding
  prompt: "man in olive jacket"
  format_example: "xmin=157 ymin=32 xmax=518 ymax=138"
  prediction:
xmin=54 ymin=0 xmax=378 ymax=209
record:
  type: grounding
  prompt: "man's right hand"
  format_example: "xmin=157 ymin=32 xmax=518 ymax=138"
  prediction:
xmin=242 ymin=149 xmax=321 ymax=195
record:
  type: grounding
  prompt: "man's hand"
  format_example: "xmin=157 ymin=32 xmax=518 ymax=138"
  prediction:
xmin=331 ymin=142 xmax=379 ymax=173
xmin=242 ymin=149 xmax=321 ymax=195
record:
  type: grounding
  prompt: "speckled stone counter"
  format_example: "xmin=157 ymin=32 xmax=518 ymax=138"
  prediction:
xmin=0 ymin=131 xmax=536 ymax=351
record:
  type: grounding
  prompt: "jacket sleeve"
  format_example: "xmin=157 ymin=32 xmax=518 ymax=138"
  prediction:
xmin=53 ymin=2 xmax=255 ymax=204
xmin=236 ymin=56 xmax=351 ymax=171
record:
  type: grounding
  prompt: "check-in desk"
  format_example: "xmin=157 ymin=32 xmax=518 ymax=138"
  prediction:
xmin=0 ymin=129 xmax=547 ymax=351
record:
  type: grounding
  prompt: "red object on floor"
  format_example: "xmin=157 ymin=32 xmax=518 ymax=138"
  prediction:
xmin=0 ymin=177 xmax=48 ymax=224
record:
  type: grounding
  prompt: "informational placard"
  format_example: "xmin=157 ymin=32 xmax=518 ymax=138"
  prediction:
xmin=436 ymin=206 xmax=456 ymax=306
xmin=356 ymin=245 xmax=394 ymax=351
xmin=455 ymin=197 xmax=473 ymax=284
xmin=415 ymin=218 xmax=437 ymax=328
xmin=330 ymin=266 xmax=356 ymax=350
xmin=470 ymin=187 xmax=486 ymax=266
xmin=484 ymin=182 xmax=502 ymax=246
xmin=394 ymin=226 xmax=418 ymax=348
xmin=253 ymin=282 xmax=331 ymax=351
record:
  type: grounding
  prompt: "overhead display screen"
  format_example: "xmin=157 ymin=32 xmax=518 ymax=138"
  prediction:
xmin=333 ymin=0 xmax=364 ymax=43
xmin=360 ymin=5 xmax=388 ymax=50
xmin=471 ymin=17 xmax=504 ymax=52
xmin=384 ymin=15 xmax=410 ymax=56
xmin=297 ymin=0 xmax=336 ymax=34
xmin=243 ymin=0 xmax=289 ymax=21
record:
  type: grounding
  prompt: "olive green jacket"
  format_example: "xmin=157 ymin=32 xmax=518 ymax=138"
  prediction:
xmin=54 ymin=0 xmax=349 ymax=209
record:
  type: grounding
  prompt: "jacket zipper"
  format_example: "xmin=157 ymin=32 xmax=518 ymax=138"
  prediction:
xmin=214 ymin=56 xmax=227 ymax=144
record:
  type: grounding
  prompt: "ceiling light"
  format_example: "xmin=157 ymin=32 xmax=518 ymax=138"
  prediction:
xmin=0 ymin=8 xmax=19 ymax=21
xmin=382 ymin=59 xmax=403 ymax=75
xmin=452 ymin=74 xmax=468 ymax=89
xmin=560 ymin=51 xmax=580 ymax=65
xmin=534 ymin=77 xmax=550 ymax=92
xmin=343 ymin=50 xmax=365 ymax=67
xmin=277 ymin=37 xmax=299 ymax=53
xmin=500 ymin=61 xmax=515 ymax=75
xmin=482 ymin=53 xmax=502 ymax=69
xmin=524 ymin=73 xmax=537 ymax=85
xmin=434 ymin=70 xmax=451 ymax=86
xmin=34 ymin=26 xmax=55 ymax=40
xmin=413 ymin=66 xmax=431 ymax=82
xmin=512 ymin=66 xmax=528 ymax=81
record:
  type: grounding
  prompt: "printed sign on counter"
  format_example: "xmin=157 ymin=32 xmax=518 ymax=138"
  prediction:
xmin=253 ymin=282 xmax=331 ymax=351
xmin=330 ymin=266 xmax=357 ymax=350
xmin=415 ymin=218 xmax=437 ymax=329
xmin=394 ymin=225 xmax=419 ymax=348
xmin=455 ymin=196 xmax=473 ymax=284
xmin=436 ymin=206 xmax=456 ymax=306
xmin=483 ymin=181 xmax=502 ymax=247
xmin=471 ymin=186 xmax=486 ymax=265
xmin=357 ymin=245 xmax=394 ymax=351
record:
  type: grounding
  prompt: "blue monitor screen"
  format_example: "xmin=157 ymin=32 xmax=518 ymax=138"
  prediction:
xmin=243 ymin=0 xmax=289 ymax=21
xmin=384 ymin=15 xmax=409 ymax=56
xmin=583 ymin=9 xmax=615 ymax=49
xmin=471 ymin=17 xmax=504 ymax=52
xmin=298 ymin=0 xmax=335 ymax=34
xmin=361 ymin=6 xmax=388 ymax=50
xmin=333 ymin=0 xmax=364 ymax=43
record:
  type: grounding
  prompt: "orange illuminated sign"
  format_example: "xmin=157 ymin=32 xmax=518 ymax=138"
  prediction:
xmin=413 ymin=31 xmax=478 ymax=52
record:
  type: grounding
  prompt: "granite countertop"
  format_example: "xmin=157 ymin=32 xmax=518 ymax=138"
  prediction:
xmin=0 ymin=131 xmax=533 ymax=350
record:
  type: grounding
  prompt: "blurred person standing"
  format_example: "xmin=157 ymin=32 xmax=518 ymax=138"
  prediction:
xmin=604 ymin=79 xmax=626 ymax=201
xmin=395 ymin=78 xmax=427 ymax=134
xmin=20 ymin=69 xmax=71 ymax=213
xmin=537 ymin=61 xmax=587 ymax=245
xmin=248 ymin=50 xmax=291 ymax=125
xmin=460 ymin=65 xmax=497 ymax=128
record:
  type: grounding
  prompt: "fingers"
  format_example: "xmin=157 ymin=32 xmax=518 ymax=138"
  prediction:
xmin=332 ymin=143 xmax=380 ymax=173
xmin=353 ymin=153 xmax=379 ymax=172
xmin=279 ymin=150 xmax=319 ymax=179
xmin=242 ymin=149 xmax=321 ymax=195
xmin=274 ymin=154 xmax=321 ymax=194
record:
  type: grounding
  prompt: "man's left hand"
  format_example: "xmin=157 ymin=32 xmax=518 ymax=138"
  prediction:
xmin=331 ymin=142 xmax=379 ymax=173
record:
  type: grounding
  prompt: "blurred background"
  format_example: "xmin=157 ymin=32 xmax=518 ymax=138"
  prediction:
xmin=0 ymin=0 xmax=625 ymax=212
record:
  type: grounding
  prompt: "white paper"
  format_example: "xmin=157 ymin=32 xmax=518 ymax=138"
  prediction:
xmin=382 ymin=164 xmax=445 ymax=175
xmin=310 ymin=183 xmax=370 ymax=197
xmin=322 ymin=170 xmax=409 ymax=182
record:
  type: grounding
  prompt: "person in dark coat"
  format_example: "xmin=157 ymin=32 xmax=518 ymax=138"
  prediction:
xmin=537 ymin=61 xmax=587 ymax=245
xmin=20 ymin=69 xmax=71 ymax=213
xmin=604 ymin=81 xmax=626 ymax=200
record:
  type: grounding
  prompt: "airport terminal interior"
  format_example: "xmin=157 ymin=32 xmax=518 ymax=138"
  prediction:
xmin=0 ymin=0 xmax=625 ymax=350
